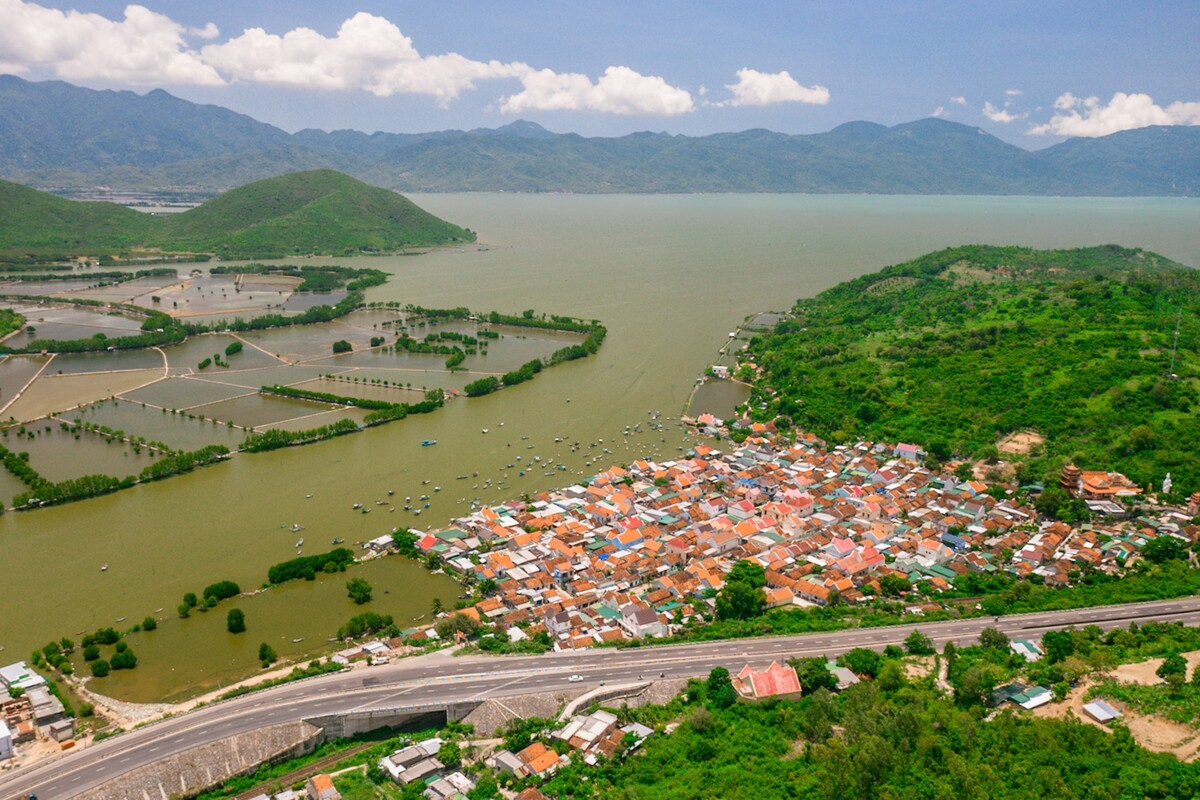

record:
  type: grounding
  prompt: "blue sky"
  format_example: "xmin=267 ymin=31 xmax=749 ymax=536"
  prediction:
xmin=1 ymin=1 xmax=1197 ymax=147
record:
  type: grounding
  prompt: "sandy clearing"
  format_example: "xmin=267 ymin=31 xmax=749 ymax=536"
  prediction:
xmin=1111 ymin=651 xmax=1200 ymax=685
xmin=904 ymin=655 xmax=936 ymax=680
xmin=1033 ymin=653 xmax=1200 ymax=761
xmin=998 ymin=430 xmax=1044 ymax=455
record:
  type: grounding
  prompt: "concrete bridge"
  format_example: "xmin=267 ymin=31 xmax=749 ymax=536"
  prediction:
xmin=304 ymin=698 xmax=482 ymax=739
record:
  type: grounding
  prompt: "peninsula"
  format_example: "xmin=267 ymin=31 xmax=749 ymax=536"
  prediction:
xmin=0 ymin=169 xmax=475 ymax=264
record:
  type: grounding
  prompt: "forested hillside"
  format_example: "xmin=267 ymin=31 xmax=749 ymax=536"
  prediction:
xmin=538 ymin=664 xmax=1200 ymax=799
xmin=0 ymin=170 xmax=473 ymax=262
xmin=745 ymin=246 xmax=1200 ymax=493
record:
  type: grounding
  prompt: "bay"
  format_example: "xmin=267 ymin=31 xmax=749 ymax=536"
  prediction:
xmin=1 ymin=193 xmax=1197 ymax=701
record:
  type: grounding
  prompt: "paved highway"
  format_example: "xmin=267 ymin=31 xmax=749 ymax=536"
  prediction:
xmin=5 ymin=597 xmax=1200 ymax=799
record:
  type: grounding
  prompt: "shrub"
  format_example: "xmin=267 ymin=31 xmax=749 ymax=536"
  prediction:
xmin=202 ymin=580 xmax=241 ymax=603
xmin=110 ymin=648 xmax=138 ymax=670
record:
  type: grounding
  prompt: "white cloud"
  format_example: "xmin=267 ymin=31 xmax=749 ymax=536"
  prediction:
xmin=1005 ymin=88 xmax=1023 ymax=96
xmin=5 ymin=2 xmax=839 ymax=119
xmin=931 ymin=106 xmax=948 ymax=118
xmin=1029 ymin=91 xmax=1200 ymax=137
xmin=189 ymin=22 xmax=220 ymax=40
xmin=200 ymin=12 xmax=527 ymax=105
xmin=500 ymin=65 xmax=694 ymax=116
xmin=982 ymin=101 xmax=1023 ymax=123
xmin=723 ymin=68 xmax=830 ymax=107
xmin=950 ymin=95 xmax=967 ymax=105
xmin=0 ymin=0 xmax=222 ymax=85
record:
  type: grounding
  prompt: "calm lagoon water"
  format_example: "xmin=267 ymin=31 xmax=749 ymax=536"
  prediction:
xmin=1 ymin=193 xmax=1197 ymax=700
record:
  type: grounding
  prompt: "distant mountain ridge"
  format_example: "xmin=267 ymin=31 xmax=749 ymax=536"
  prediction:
xmin=1 ymin=75 xmax=1197 ymax=196
xmin=0 ymin=170 xmax=474 ymax=262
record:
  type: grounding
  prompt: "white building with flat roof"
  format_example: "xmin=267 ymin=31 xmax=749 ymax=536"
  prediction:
xmin=0 ymin=719 xmax=13 ymax=760
xmin=0 ymin=661 xmax=46 ymax=693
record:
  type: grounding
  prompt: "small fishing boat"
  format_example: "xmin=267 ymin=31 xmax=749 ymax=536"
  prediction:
xmin=387 ymin=489 xmax=395 ymax=496
xmin=305 ymin=493 xmax=313 ymax=499
xmin=434 ymin=485 xmax=441 ymax=492
xmin=290 ymin=523 xmax=304 ymax=532
xmin=457 ymin=474 xmax=468 ymax=479
xmin=421 ymin=439 xmax=437 ymax=446
xmin=352 ymin=502 xmax=362 ymax=510
xmin=115 ymin=616 xmax=127 ymax=623
xmin=295 ymin=538 xmax=304 ymax=547
xmin=482 ymin=428 xmax=489 ymax=434
xmin=361 ymin=507 xmax=370 ymax=514
xmin=332 ymin=537 xmax=343 ymax=545
xmin=292 ymin=637 xmax=304 ymax=643
xmin=100 ymin=564 xmax=109 ymax=572
xmin=414 ymin=509 xmax=422 ymax=516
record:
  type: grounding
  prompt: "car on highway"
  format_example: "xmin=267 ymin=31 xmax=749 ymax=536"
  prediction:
xmin=568 ymin=674 xmax=584 ymax=682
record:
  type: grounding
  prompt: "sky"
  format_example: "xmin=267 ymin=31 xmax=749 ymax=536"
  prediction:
xmin=1 ymin=0 xmax=1197 ymax=148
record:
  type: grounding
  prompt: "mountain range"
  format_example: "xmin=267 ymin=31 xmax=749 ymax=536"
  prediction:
xmin=2 ymin=75 xmax=1197 ymax=197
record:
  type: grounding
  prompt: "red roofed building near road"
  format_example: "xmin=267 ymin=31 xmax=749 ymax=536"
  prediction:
xmin=306 ymin=773 xmax=341 ymax=800
xmin=734 ymin=661 xmax=803 ymax=700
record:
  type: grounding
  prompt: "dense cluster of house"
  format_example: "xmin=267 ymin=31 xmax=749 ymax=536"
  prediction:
xmin=377 ymin=737 xmax=478 ymax=798
xmin=488 ymin=709 xmax=652 ymax=786
xmin=0 ymin=661 xmax=72 ymax=762
xmin=401 ymin=428 xmax=1200 ymax=650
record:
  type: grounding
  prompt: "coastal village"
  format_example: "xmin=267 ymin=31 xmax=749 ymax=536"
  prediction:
xmin=395 ymin=419 xmax=1200 ymax=652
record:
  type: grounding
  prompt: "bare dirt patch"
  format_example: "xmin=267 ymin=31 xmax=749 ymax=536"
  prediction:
xmin=1106 ymin=651 xmax=1200 ymax=685
xmin=1035 ymin=659 xmax=1200 ymax=761
xmin=904 ymin=655 xmax=936 ymax=681
xmin=972 ymin=458 xmax=1014 ymax=482
xmin=997 ymin=430 xmax=1044 ymax=456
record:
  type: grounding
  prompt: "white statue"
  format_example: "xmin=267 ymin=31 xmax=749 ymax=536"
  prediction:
xmin=1162 ymin=472 xmax=1173 ymax=494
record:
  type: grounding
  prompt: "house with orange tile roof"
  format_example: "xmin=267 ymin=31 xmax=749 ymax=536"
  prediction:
xmin=306 ymin=773 xmax=341 ymax=800
xmin=735 ymin=661 xmax=802 ymax=700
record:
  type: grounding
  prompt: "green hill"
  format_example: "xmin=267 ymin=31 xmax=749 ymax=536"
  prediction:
xmin=0 ymin=179 xmax=159 ymax=262
xmin=0 ymin=170 xmax=473 ymax=262
xmin=744 ymin=245 xmax=1200 ymax=494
